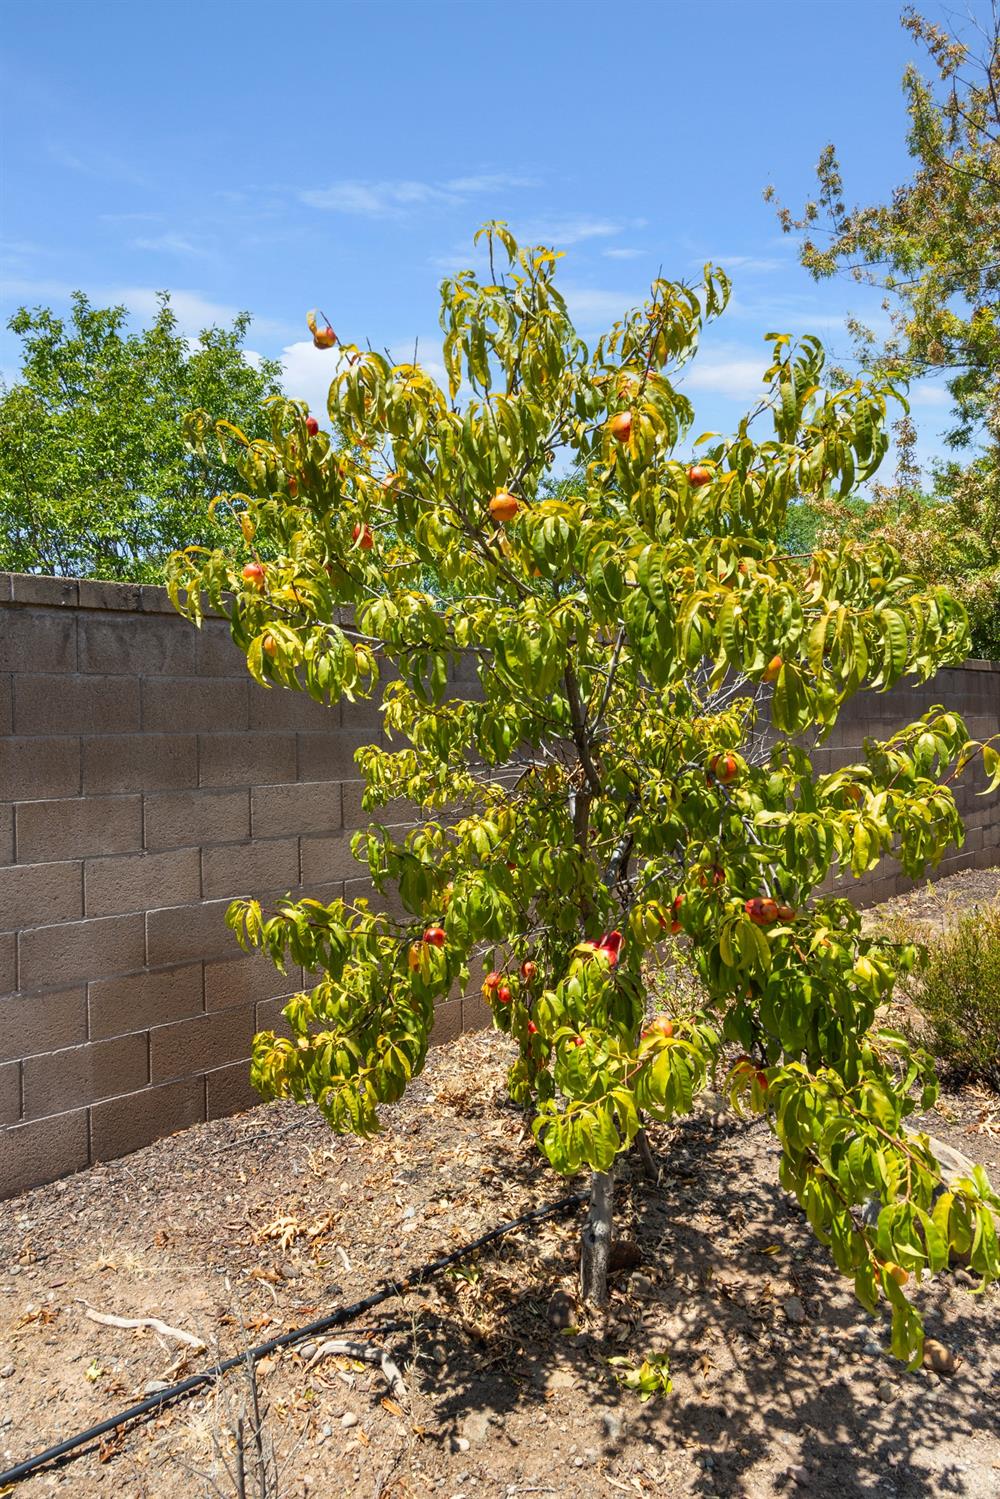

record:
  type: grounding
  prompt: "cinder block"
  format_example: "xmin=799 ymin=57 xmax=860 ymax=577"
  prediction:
xmin=22 ymin=1032 xmax=148 ymax=1119
xmin=139 ymin=584 xmax=173 ymax=614
xmin=343 ymin=874 xmax=401 ymax=918
xmin=0 ymin=1060 xmax=20 ymax=1125
xmin=149 ymin=1005 xmax=256 ymax=1082
xmin=90 ymin=1077 xmax=205 ymax=1163
xmin=461 ymin=993 xmax=493 ymax=1035
xmin=0 ymin=933 xmax=15 ymax=996
xmin=84 ymin=846 xmax=201 ymax=918
xmin=15 ymin=794 xmax=143 ymax=865
xmin=0 ymin=804 xmax=12 ymax=866
xmin=255 ymin=995 xmax=294 ymax=1038
xmin=296 ymin=732 xmax=371 ymax=785
xmin=430 ymin=996 xmax=463 ymax=1046
xmin=199 ymin=733 xmax=297 ymax=789
xmin=205 ymin=1058 xmax=260 ymax=1119
xmin=13 ymin=674 xmax=140 ymax=735
xmin=83 ymin=734 xmax=199 ymax=795
xmin=18 ymin=914 xmax=145 ymax=991
xmin=248 ymin=684 xmax=337 ymax=732
xmin=201 ymin=838 xmax=299 ymax=900
xmin=195 ymin=619 xmax=248 ymax=677
xmin=77 ymin=613 xmax=192 ymax=676
xmin=0 ymin=1109 xmax=89 ymax=1198
xmin=251 ymin=780 xmax=341 ymax=839
xmin=341 ymin=785 xmax=418 ymax=833
xmin=8 ymin=574 xmax=78 ymax=607
xmin=0 ymin=608 xmax=76 ymax=674
xmin=88 ymin=963 xmax=204 ymax=1039
xmin=141 ymin=677 xmax=249 ymax=733
xmin=146 ymin=897 xmax=239 ymax=966
xmin=300 ymin=833 xmax=362 ymax=886
xmin=0 ymin=860 xmax=83 ymax=929
xmin=205 ymin=953 xmax=295 ymax=1011
xmin=0 ymin=737 xmax=81 ymax=800
xmin=143 ymin=787 xmax=250 ymax=851
xmin=77 ymin=579 xmax=142 ymax=612
xmin=0 ymin=673 xmax=12 ymax=735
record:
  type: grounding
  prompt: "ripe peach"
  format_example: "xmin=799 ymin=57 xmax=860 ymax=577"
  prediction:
xmin=489 ymin=490 xmax=519 ymax=523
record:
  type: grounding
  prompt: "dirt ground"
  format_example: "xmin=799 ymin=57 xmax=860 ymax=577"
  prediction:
xmin=1 ymin=873 xmax=999 ymax=1499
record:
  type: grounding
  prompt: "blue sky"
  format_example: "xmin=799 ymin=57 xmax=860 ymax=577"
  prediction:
xmin=0 ymin=0 xmax=983 ymax=476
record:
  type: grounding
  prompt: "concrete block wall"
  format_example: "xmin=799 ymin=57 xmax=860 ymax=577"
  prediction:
xmin=0 ymin=574 xmax=477 ymax=1199
xmin=0 ymin=573 xmax=997 ymax=1196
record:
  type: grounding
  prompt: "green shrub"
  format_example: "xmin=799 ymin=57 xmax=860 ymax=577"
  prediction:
xmin=904 ymin=903 xmax=1000 ymax=1089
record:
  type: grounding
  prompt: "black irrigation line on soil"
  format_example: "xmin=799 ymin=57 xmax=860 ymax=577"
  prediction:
xmin=0 ymin=1189 xmax=587 ymax=1489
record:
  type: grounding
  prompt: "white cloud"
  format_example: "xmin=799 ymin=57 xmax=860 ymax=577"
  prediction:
xmin=111 ymin=288 xmax=289 ymax=338
xmin=129 ymin=233 xmax=210 ymax=258
xmin=562 ymin=285 xmax=642 ymax=329
xmin=515 ymin=217 xmax=623 ymax=247
xmin=301 ymin=172 xmax=538 ymax=216
xmin=443 ymin=173 xmax=540 ymax=194
xmin=279 ymin=339 xmax=345 ymax=421
xmin=909 ymin=382 xmax=951 ymax=408
xmin=697 ymin=254 xmax=788 ymax=274
xmin=0 ymin=275 xmax=75 ymax=302
xmin=603 ymin=247 xmax=644 ymax=260
xmin=682 ymin=347 xmax=768 ymax=402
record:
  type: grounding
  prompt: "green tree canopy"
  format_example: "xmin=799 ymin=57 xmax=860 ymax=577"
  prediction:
xmin=0 ymin=291 xmax=282 ymax=582
xmin=171 ymin=225 xmax=999 ymax=1348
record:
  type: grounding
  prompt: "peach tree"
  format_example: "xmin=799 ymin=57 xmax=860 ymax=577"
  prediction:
xmin=169 ymin=225 xmax=1000 ymax=1359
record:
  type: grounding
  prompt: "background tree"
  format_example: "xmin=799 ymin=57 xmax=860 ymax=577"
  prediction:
xmin=171 ymin=226 xmax=999 ymax=1358
xmin=770 ymin=4 xmax=999 ymax=443
xmin=0 ymin=292 xmax=282 ymax=581
xmin=770 ymin=5 xmax=1000 ymax=656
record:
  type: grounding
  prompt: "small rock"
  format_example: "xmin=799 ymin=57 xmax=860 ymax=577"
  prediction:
xmin=782 ymin=1296 xmax=806 ymax=1325
xmin=341 ymin=1411 xmax=359 ymax=1429
xmin=547 ymin=1290 xmax=576 ymax=1330
xmin=462 ymin=1411 xmax=491 ymax=1444
xmin=546 ymin=1368 xmax=575 ymax=1392
xmin=0 ymin=1365 xmax=14 ymax=1379
xmin=321 ymin=1424 xmax=333 ymax=1439
xmin=451 ymin=1435 xmax=471 ymax=1454
xmin=629 ymin=1273 xmax=657 ymax=1298
xmin=599 ymin=1407 xmax=625 ymax=1443
xmin=923 ymin=1339 xmax=960 ymax=1375
xmin=788 ymin=1465 xmax=810 ymax=1487
xmin=143 ymin=1380 xmax=170 ymax=1395
xmin=297 ymin=1341 xmax=318 ymax=1362
xmin=877 ymin=1379 xmax=894 ymax=1403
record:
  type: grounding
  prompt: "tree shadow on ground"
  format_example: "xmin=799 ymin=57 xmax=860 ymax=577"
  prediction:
xmin=388 ymin=1109 xmax=998 ymax=1498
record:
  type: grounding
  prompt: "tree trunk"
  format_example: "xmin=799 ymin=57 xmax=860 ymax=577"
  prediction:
xmin=580 ymin=1168 xmax=614 ymax=1307
xmin=634 ymin=1126 xmax=658 ymax=1181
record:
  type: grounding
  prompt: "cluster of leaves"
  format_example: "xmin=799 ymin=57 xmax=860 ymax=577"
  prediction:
xmin=804 ymin=417 xmax=1000 ymax=661
xmin=608 ymin=1352 xmax=673 ymax=1401
xmin=0 ymin=292 xmax=282 ymax=581
xmin=169 ymin=224 xmax=999 ymax=1359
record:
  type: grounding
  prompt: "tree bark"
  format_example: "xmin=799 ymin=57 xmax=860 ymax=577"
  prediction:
xmin=634 ymin=1126 xmax=658 ymax=1182
xmin=580 ymin=1168 xmax=614 ymax=1307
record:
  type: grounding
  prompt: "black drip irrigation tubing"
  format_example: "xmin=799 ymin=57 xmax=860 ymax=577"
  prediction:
xmin=0 ymin=1189 xmax=586 ymax=1489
